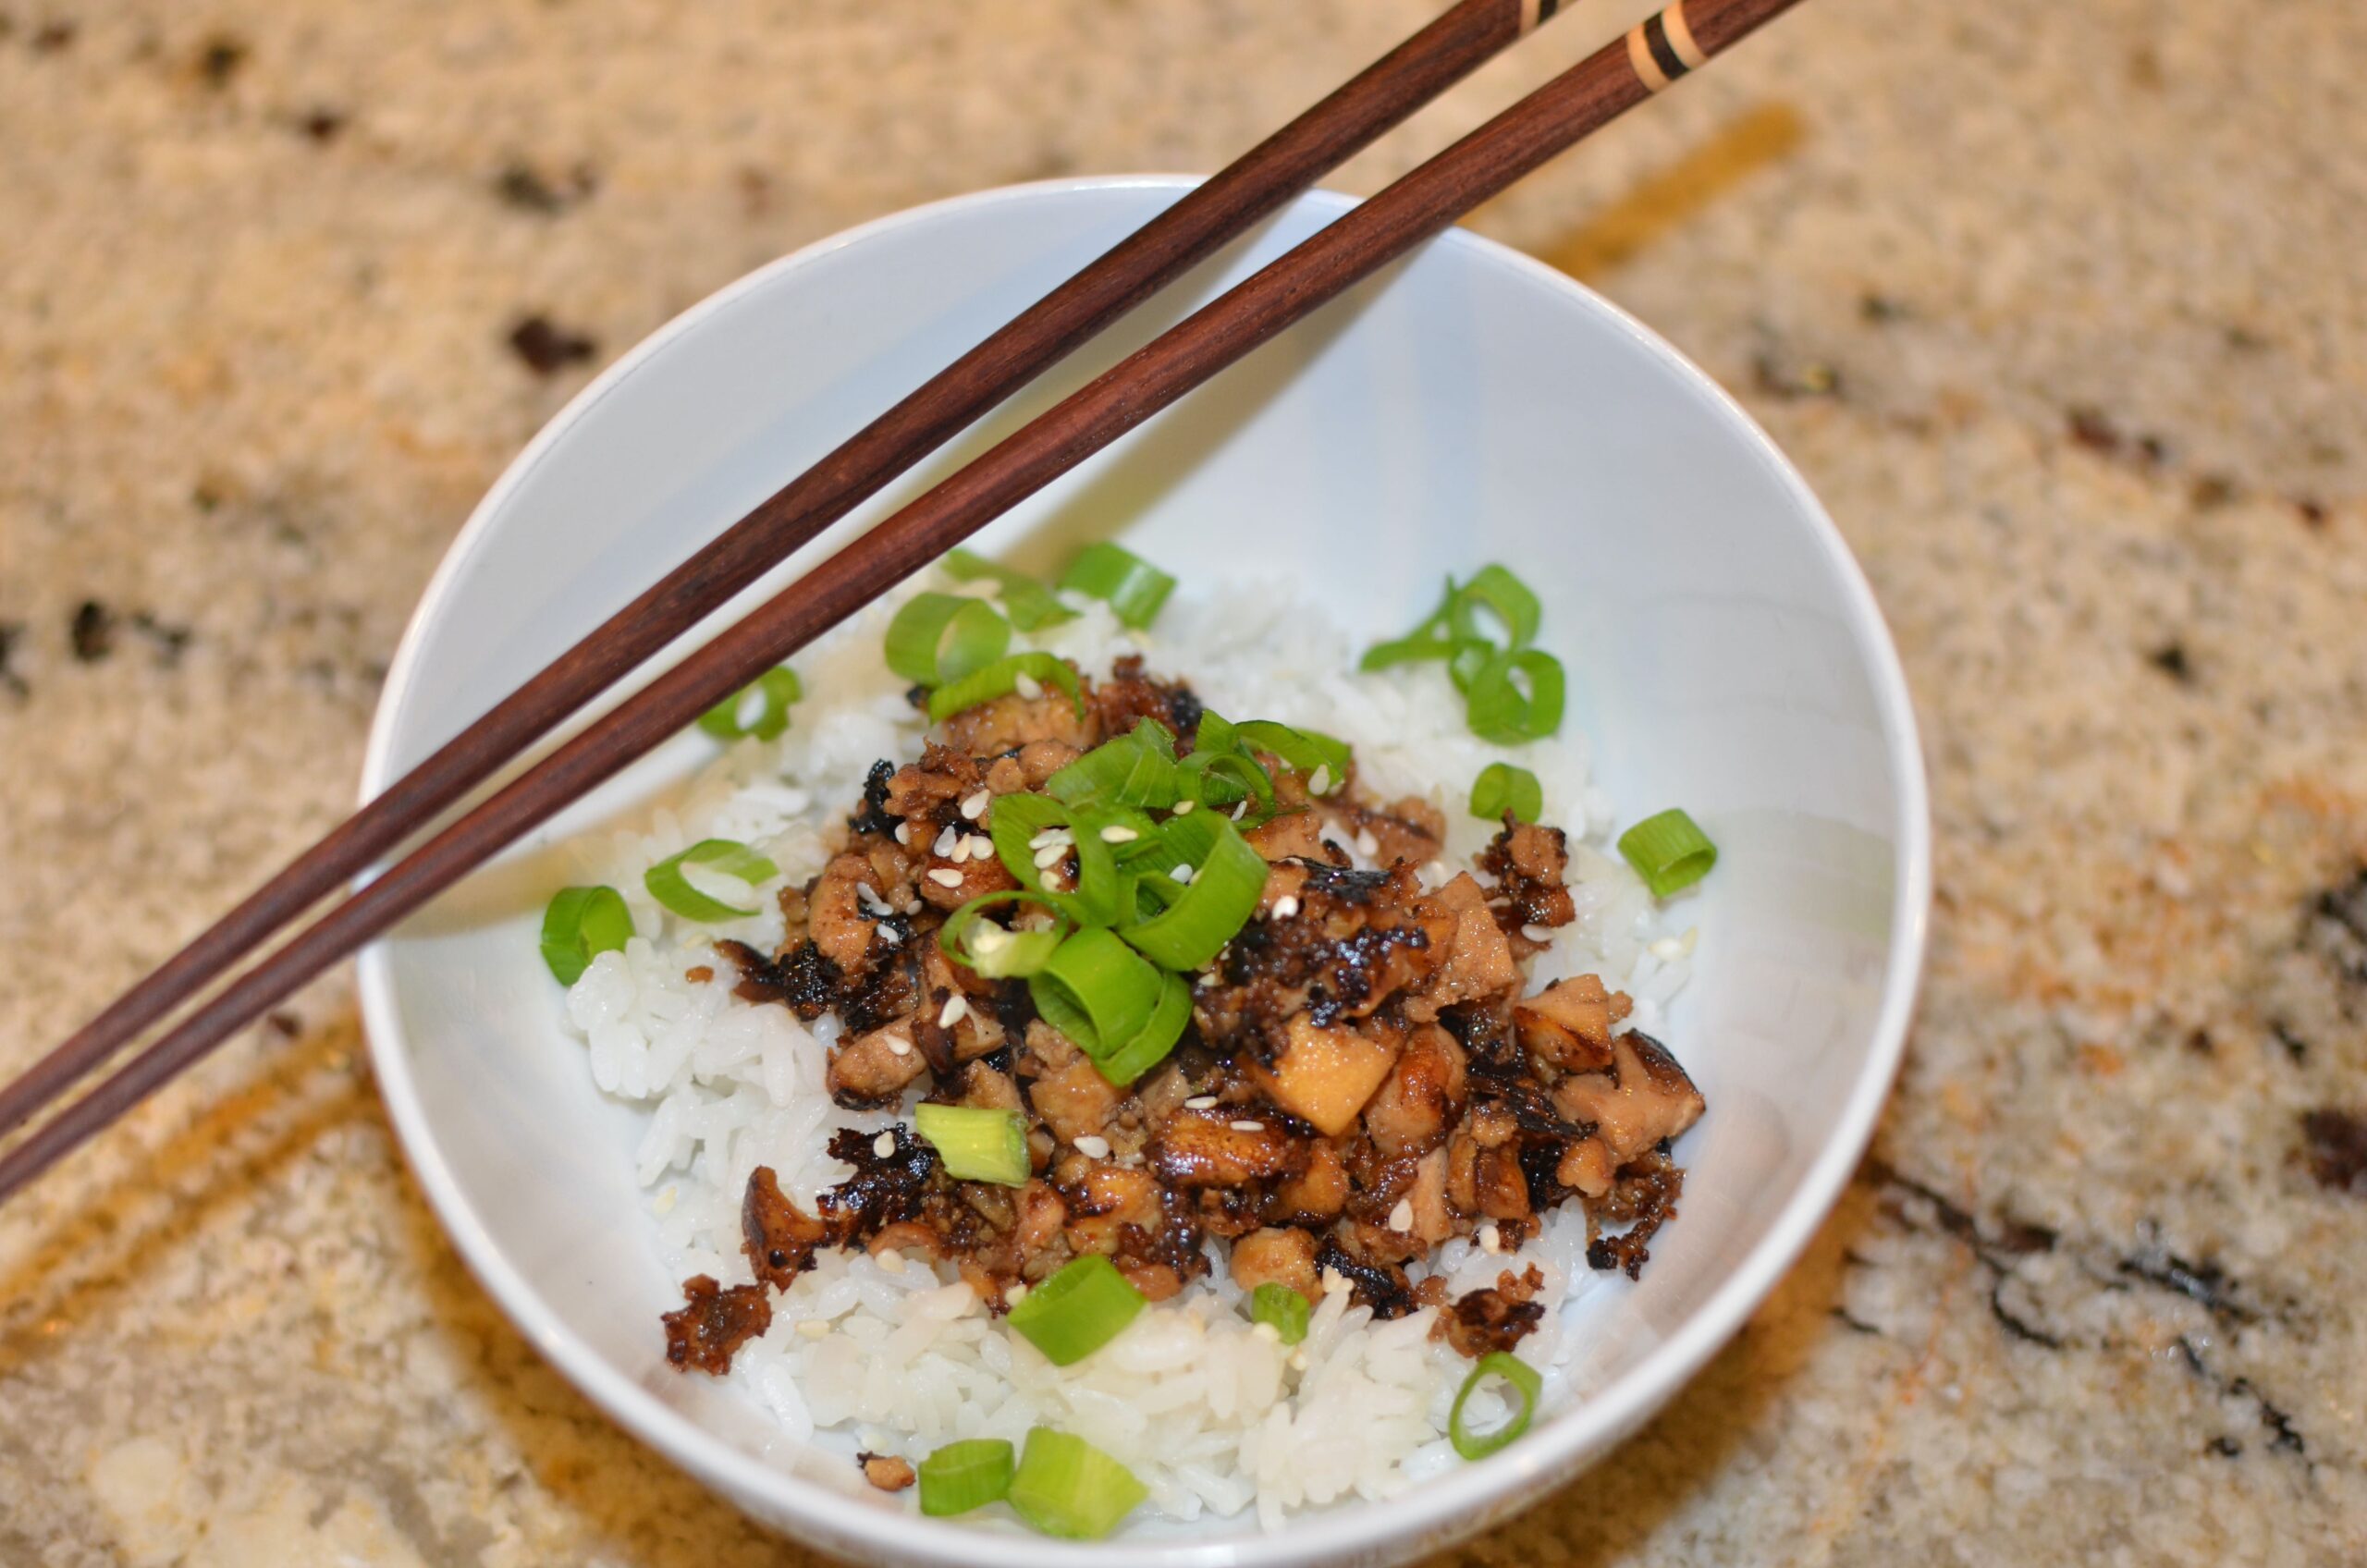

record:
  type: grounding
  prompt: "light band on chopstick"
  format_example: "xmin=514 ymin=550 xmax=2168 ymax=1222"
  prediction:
xmin=1627 ymin=3 xmax=1702 ymax=93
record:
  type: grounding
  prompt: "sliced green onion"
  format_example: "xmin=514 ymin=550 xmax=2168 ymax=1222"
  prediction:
xmin=926 ymin=652 xmax=1083 ymax=724
xmin=1058 ymin=543 xmax=1175 ymax=630
xmin=1118 ymin=812 xmax=1268 ymax=971
xmin=940 ymin=892 xmax=1071 ymax=978
xmin=644 ymin=839 xmax=779 ymax=922
xmin=913 ymin=1104 xmax=1031 ymax=1186
xmin=1358 ymin=577 xmax=1464 ymax=672
xmin=1447 ymin=563 xmax=1541 ymax=650
xmin=539 ymin=885 xmax=633 ymax=985
xmin=988 ymin=792 xmax=1124 ymax=925
xmin=695 ymin=666 xmax=802 ymax=742
xmin=1233 ymin=720 xmax=1351 ymax=793
xmin=1462 ymin=647 xmax=1565 ymax=745
xmin=1046 ymin=720 xmax=1182 ymax=813
xmin=1468 ymin=762 xmax=1544 ymax=824
xmin=1007 ymin=1256 xmax=1146 ymax=1367
xmin=1617 ymin=807 xmax=1717 ymax=898
xmin=1027 ymin=928 xmax=1162 ymax=1059
xmin=1006 ymin=1427 xmax=1147 ymax=1540
xmin=1449 ymin=1352 xmax=1542 ymax=1461
xmin=917 ymin=1438 xmax=1016 ymax=1517
xmin=885 ymin=592 xmax=1011 ymax=686
xmin=1086 ymin=971 xmax=1193 ymax=1085
xmin=1249 ymin=1282 xmax=1310 ymax=1345
xmin=940 ymin=547 xmax=1078 ymax=631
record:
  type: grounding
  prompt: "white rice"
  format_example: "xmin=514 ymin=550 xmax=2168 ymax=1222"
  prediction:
xmin=555 ymin=572 xmax=1690 ymax=1529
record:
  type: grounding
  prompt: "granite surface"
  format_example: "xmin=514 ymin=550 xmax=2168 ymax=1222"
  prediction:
xmin=3 ymin=0 xmax=2364 ymax=1562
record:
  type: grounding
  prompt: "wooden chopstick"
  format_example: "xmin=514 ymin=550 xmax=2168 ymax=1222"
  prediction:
xmin=0 ymin=0 xmax=1564 ymax=1147
xmin=0 ymin=0 xmax=1806 ymax=1204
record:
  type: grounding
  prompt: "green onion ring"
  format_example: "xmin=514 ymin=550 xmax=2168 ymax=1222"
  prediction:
xmin=1248 ymin=1281 xmax=1310 ymax=1345
xmin=1449 ymin=1352 xmax=1542 ymax=1461
xmin=912 ymin=1104 xmax=1031 ymax=1186
xmin=1468 ymin=762 xmax=1544 ymax=824
xmin=917 ymin=1438 xmax=1016 ymax=1517
xmin=539 ymin=885 xmax=633 ymax=985
xmin=940 ymin=547 xmax=1078 ymax=631
xmin=884 ymin=592 xmax=1011 ymax=686
xmin=1026 ymin=928 xmax=1162 ymax=1059
xmin=926 ymin=652 xmax=1083 ymax=724
xmin=694 ymin=666 xmax=802 ymax=742
xmin=1445 ymin=563 xmax=1542 ymax=649
xmin=1462 ymin=647 xmax=1565 ymax=745
xmin=939 ymin=891 xmax=1072 ymax=978
xmin=1617 ymin=807 xmax=1718 ymax=898
xmin=1005 ymin=1427 xmax=1149 ymax=1540
xmin=644 ymin=839 xmax=779 ymax=922
xmin=1117 ymin=812 xmax=1268 ymax=971
xmin=1005 ymin=1256 xmax=1146 ymax=1366
xmin=1056 ymin=542 xmax=1175 ymax=630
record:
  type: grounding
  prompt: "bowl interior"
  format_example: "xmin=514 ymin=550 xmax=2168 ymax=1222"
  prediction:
xmin=360 ymin=178 xmax=1925 ymax=1567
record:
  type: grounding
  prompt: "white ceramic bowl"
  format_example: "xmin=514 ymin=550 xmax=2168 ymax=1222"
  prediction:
xmin=359 ymin=178 xmax=1928 ymax=1567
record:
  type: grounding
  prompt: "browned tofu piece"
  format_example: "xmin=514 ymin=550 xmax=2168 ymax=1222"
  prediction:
xmin=1031 ymin=1059 xmax=1122 ymax=1145
xmin=826 ymin=1022 xmax=926 ymax=1108
xmin=1420 ymin=874 xmax=1520 ymax=1005
xmin=1246 ymin=810 xmax=1343 ymax=865
xmin=1231 ymin=1226 xmax=1321 ymax=1300
xmin=860 ymin=1452 xmax=916 ymax=1491
xmin=1149 ymin=1109 xmax=1308 ymax=1188
xmin=1552 ymin=1033 xmax=1706 ymax=1164
xmin=1361 ymin=1023 xmax=1467 ymax=1158
xmin=938 ymin=684 xmax=1097 ymax=757
xmin=1514 ymin=974 xmax=1630 ymax=1072
xmin=1251 ymin=1016 xmax=1400 ymax=1137
xmin=1268 ymin=1139 xmax=1350 ymax=1223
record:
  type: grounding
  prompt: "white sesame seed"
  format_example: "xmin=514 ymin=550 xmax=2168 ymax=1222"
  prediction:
xmin=938 ymin=995 xmax=969 ymax=1028
xmin=1073 ymin=1134 xmax=1111 ymax=1159
xmin=1033 ymin=843 xmax=1069 ymax=870
xmin=1229 ymin=1119 xmax=1264 ymax=1133
xmin=1307 ymin=765 xmax=1331 ymax=796
xmin=1098 ymin=825 xmax=1139 ymax=843
xmin=963 ymin=835 xmax=993 ymax=859
xmin=1232 ymin=801 xmax=1248 ymax=821
xmin=902 ymin=898 xmax=924 ymax=914
xmin=1290 ymin=1350 xmax=1310 ymax=1371
xmin=858 ymin=884 xmax=893 ymax=915
xmin=1012 ymin=671 xmax=1044 ymax=701
xmin=1522 ymin=924 xmax=1556 ymax=944
xmin=926 ymin=867 xmax=964 ymax=888
xmin=1271 ymin=894 xmax=1300 ymax=919
xmin=1355 ymin=828 xmax=1380 ymax=858
xmin=874 ymin=926 xmax=902 ymax=946
xmin=971 ymin=925 xmax=1010 ymax=953
xmin=1004 ymin=1282 xmax=1029 ymax=1306
xmin=873 ymin=1131 xmax=897 ymax=1158
xmin=933 ymin=824 xmax=959 ymax=857
xmin=960 ymin=790 xmax=990 ymax=820
xmin=1172 ymin=800 xmax=1196 ymax=815
xmin=1478 ymin=1221 xmax=1503 ymax=1255
xmin=1252 ymin=1321 xmax=1281 ymax=1343
xmin=1171 ymin=864 xmax=1195 ymax=884
xmin=796 ymin=1318 xmax=830 ymax=1339
xmin=885 ymin=1034 xmax=913 ymax=1057
xmin=1184 ymin=1096 xmax=1219 ymax=1110
xmin=893 ymin=822 xmax=913 ymax=846
xmin=1320 ymin=1267 xmax=1352 ymax=1296
xmin=876 ymin=1249 xmax=905 ymax=1274
xmin=1387 ymin=1198 xmax=1414 ymax=1232
xmin=1028 ymin=827 xmax=1073 ymax=850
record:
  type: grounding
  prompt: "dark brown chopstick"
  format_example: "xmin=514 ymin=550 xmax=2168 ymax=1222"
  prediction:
xmin=0 ymin=0 xmax=1806 ymax=1203
xmin=0 ymin=0 xmax=1565 ymax=1147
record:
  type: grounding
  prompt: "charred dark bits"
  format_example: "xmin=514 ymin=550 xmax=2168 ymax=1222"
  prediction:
xmin=743 ymin=1165 xmax=831 ymax=1289
xmin=847 ymin=759 xmax=900 ymax=837
xmin=1315 ymin=1237 xmax=1416 ymax=1319
xmin=69 ymin=600 xmax=115 ymax=661
xmin=1587 ymin=1146 xmax=1685 ymax=1279
xmin=1442 ymin=1265 xmax=1547 ymax=1357
xmin=816 ymin=1125 xmax=938 ymax=1239
xmin=662 ymin=1275 xmax=772 ymax=1374
xmin=717 ymin=937 xmax=844 ymax=1022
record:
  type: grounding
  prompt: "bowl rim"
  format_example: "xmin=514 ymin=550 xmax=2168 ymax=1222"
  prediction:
xmin=357 ymin=173 xmax=1932 ymax=1567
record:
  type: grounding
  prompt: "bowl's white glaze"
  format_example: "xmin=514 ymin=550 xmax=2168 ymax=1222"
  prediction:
xmin=358 ymin=178 xmax=1928 ymax=1568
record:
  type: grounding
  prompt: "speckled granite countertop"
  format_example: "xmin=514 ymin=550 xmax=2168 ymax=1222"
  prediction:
xmin=3 ymin=0 xmax=2363 ymax=1562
